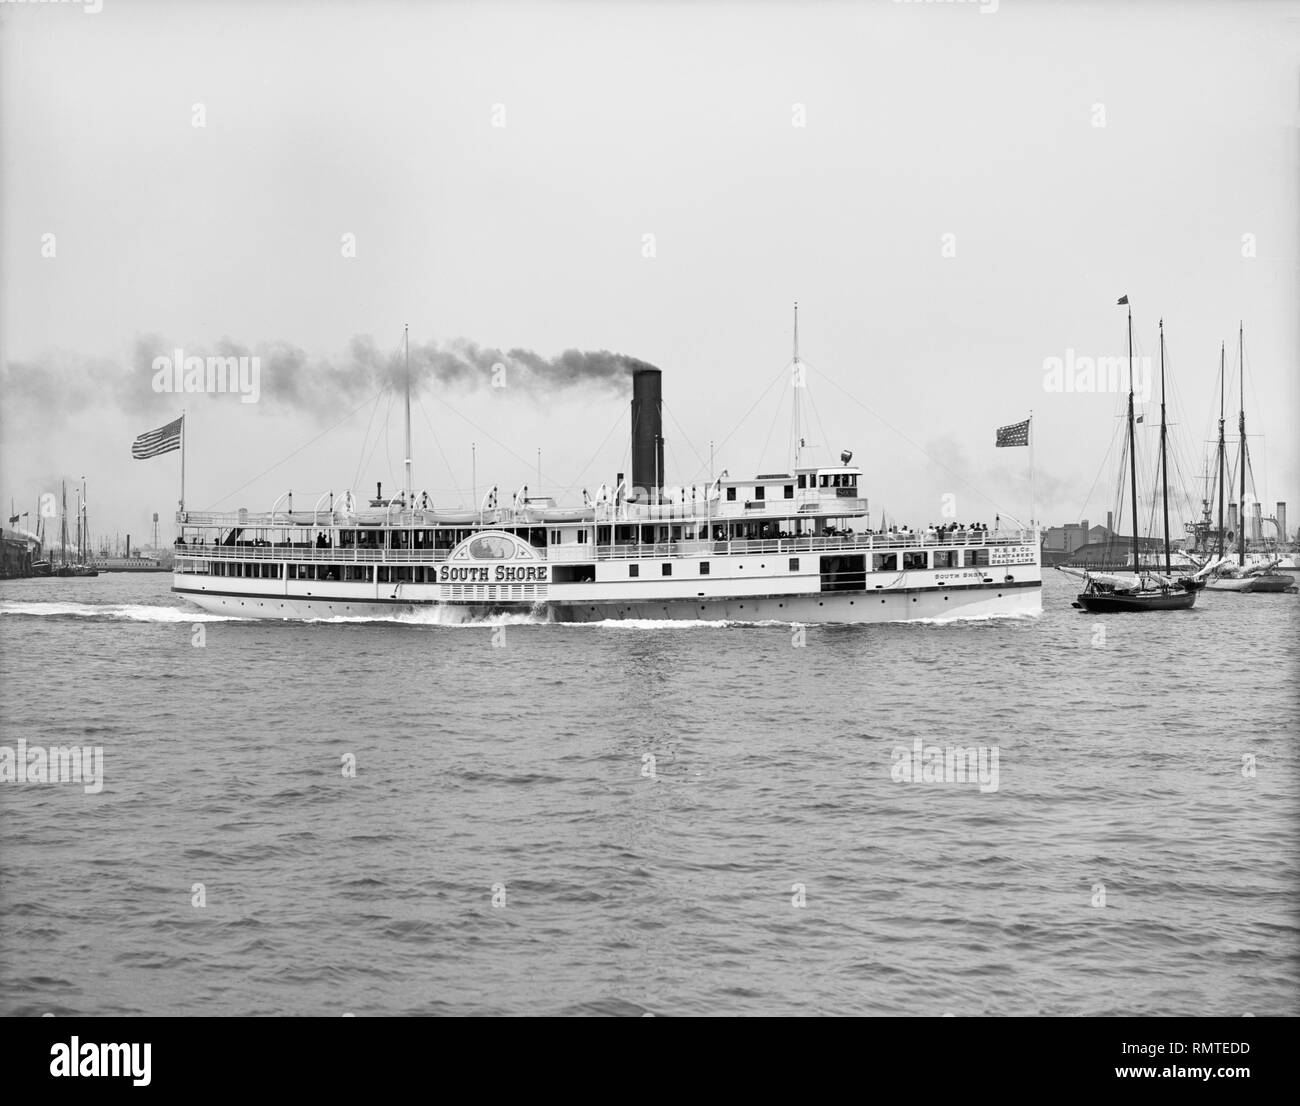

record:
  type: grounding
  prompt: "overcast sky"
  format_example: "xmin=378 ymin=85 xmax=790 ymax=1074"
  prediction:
xmin=2 ymin=0 xmax=1296 ymax=545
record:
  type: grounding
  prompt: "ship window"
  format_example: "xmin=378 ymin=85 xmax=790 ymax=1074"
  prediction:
xmin=789 ymin=557 xmax=799 ymax=571
xmin=699 ymin=562 xmax=710 ymax=575
xmin=629 ymin=564 xmax=639 ymax=577
xmin=784 ymin=485 xmax=794 ymax=499
xmin=577 ymin=529 xmax=588 ymax=544
xmin=755 ymin=486 xmax=765 ymax=500
xmin=965 ymin=548 xmax=989 ymax=567
xmin=550 ymin=530 xmax=561 ymax=544
xmin=662 ymin=564 xmax=672 ymax=576
xmin=819 ymin=475 xmax=829 ymax=488
xmin=726 ymin=487 xmax=736 ymax=502
xmin=798 ymin=474 xmax=807 ymax=489
xmin=933 ymin=550 xmax=958 ymax=568
xmin=903 ymin=551 xmax=927 ymax=570
xmin=873 ymin=552 xmax=897 ymax=572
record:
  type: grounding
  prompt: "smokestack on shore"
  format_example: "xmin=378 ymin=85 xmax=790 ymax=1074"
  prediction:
xmin=631 ymin=368 xmax=663 ymax=502
xmin=1278 ymin=502 xmax=1288 ymax=544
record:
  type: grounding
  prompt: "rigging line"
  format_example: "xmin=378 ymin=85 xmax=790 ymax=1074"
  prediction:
xmin=682 ymin=360 xmax=790 ymax=485
xmin=427 ymin=390 xmax=568 ymax=492
xmin=814 ymin=369 xmax=1014 ymax=515
xmin=384 ymin=391 xmax=396 ymax=496
xmin=802 ymin=370 xmax=835 ymax=469
xmin=350 ymin=390 xmax=385 ymax=492
xmin=661 ymin=401 xmax=709 ymax=476
xmin=203 ymin=388 xmax=387 ymax=511
xmin=359 ymin=392 xmax=395 ymax=492
xmin=414 ymin=393 xmax=465 ymax=506
xmin=560 ymin=404 xmax=627 ymax=498
xmin=756 ymin=375 xmax=791 ymax=476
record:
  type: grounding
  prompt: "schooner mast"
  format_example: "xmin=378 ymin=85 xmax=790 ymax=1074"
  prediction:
xmin=1236 ymin=321 xmax=1246 ymax=568
xmin=1124 ymin=298 xmax=1140 ymax=575
xmin=1215 ymin=343 xmax=1226 ymax=560
xmin=1158 ymin=320 xmax=1170 ymax=575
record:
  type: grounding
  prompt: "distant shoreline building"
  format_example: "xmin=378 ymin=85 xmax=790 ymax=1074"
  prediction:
xmin=1041 ymin=516 xmax=1116 ymax=567
xmin=1 ymin=528 xmax=39 ymax=579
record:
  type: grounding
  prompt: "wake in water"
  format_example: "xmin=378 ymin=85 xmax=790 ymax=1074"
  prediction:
xmin=0 ymin=602 xmax=238 ymax=623
xmin=0 ymin=600 xmax=1039 ymax=629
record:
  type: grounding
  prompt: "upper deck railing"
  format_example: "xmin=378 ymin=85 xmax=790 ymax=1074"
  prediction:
xmin=174 ymin=529 xmax=1037 ymax=564
xmin=174 ymin=495 xmax=873 ymax=531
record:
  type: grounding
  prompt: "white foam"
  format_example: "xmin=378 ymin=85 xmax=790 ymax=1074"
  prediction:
xmin=0 ymin=602 xmax=236 ymax=622
xmin=304 ymin=607 xmax=552 ymax=628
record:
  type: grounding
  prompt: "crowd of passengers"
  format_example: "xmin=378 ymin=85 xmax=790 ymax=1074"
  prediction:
xmin=178 ymin=519 xmax=1001 ymax=550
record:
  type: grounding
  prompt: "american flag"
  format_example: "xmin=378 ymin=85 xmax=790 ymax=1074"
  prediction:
xmin=995 ymin=418 xmax=1030 ymax=448
xmin=132 ymin=416 xmax=183 ymax=459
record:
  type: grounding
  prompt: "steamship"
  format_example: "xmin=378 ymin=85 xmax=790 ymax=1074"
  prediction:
xmin=172 ymin=344 xmax=1042 ymax=624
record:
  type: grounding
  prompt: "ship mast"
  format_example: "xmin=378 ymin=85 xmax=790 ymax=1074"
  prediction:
xmin=792 ymin=301 xmax=803 ymax=473
xmin=1159 ymin=320 xmax=1170 ymax=575
xmin=60 ymin=481 xmax=69 ymax=567
xmin=1237 ymin=321 xmax=1245 ymax=567
xmin=1125 ymin=300 xmax=1140 ymax=576
xmin=403 ymin=323 xmax=412 ymax=506
xmin=1215 ymin=342 xmax=1226 ymax=559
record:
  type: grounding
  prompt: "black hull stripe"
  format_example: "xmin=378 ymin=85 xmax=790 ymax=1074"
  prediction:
xmin=172 ymin=578 xmax=1041 ymax=606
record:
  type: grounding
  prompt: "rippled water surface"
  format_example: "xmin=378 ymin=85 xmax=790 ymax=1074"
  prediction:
xmin=1 ymin=572 xmax=1296 ymax=1016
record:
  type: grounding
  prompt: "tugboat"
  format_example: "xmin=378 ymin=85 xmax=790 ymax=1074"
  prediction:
xmin=170 ymin=317 xmax=1043 ymax=624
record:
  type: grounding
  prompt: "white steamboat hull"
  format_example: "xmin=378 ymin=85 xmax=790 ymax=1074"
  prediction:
xmin=175 ymin=581 xmax=1040 ymax=624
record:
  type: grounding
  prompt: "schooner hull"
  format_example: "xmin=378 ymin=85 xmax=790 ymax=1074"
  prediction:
xmin=1073 ymin=590 xmax=1196 ymax=612
xmin=1204 ymin=574 xmax=1296 ymax=594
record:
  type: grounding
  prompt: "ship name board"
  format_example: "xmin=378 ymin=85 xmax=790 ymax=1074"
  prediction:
xmin=989 ymin=547 xmax=1035 ymax=565
xmin=439 ymin=564 xmax=550 ymax=583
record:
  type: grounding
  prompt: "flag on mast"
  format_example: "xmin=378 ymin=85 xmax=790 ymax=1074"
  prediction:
xmin=132 ymin=416 xmax=183 ymax=459
xmin=1117 ymin=294 xmax=1129 ymax=305
xmin=995 ymin=419 xmax=1030 ymax=447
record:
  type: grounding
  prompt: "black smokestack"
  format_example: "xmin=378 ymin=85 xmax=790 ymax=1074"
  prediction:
xmin=631 ymin=368 xmax=663 ymax=502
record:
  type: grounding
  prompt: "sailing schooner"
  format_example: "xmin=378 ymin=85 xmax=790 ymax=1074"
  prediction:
xmin=1062 ymin=300 xmax=1199 ymax=612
